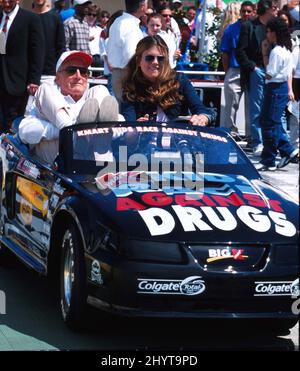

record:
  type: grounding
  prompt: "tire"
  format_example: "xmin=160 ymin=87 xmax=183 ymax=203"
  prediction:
xmin=256 ymin=318 xmax=299 ymax=334
xmin=60 ymin=222 xmax=87 ymax=330
xmin=0 ymin=243 xmax=10 ymax=264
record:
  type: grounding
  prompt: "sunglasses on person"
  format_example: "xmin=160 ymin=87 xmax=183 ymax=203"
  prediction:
xmin=144 ymin=55 xmax=165 ymax=63
xmin=88 ymin=13 xmax=97 ymax=16
xmin=60 ymin=66 xmax=90 ymax=77
xmin=162 ymin=14 xmax=172 ymax=18
xmin=241 ymin=9 xmax=253 ymax=13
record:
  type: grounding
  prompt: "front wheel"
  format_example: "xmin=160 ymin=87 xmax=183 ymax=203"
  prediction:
xmin=60 ymin=223 xmax=87 ymax=330
xmin=256 ymin=318 xmax=299 ymax=334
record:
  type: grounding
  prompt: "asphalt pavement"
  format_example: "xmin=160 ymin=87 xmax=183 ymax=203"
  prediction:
xmin=243 ymin=144 xmax=299 ymax=202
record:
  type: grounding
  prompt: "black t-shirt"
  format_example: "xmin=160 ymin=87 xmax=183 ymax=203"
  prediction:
xmin=39 ymin=11 xmax=66 ymax=75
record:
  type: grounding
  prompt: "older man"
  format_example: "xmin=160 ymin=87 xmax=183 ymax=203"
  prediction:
xmin=19 ymin=50 xmax=120 ymax=164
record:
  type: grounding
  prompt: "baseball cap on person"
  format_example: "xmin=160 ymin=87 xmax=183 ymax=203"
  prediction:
xmin=74 ymin=0 xmax=91 ymax=5
xmin=173 ymin=0 xmax=182 ymax=3
xmin=56 ymin=51 xmax=93 ymax=73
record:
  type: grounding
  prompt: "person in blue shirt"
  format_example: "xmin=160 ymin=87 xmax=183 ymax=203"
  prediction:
xmin=121 ymin=35 xmax=215 ymax=126
xmin=60 ymin=0 xmax=75 ymax=22
xmin=220 ymin=1 xmax=255 ymax=137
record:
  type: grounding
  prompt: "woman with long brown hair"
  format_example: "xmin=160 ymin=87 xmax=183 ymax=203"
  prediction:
xmin=121 ymin=36 xmax=215 ymax=126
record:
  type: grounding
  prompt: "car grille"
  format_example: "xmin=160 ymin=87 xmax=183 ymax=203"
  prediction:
xmin=188 ymin=243 xmax=269 ymax=272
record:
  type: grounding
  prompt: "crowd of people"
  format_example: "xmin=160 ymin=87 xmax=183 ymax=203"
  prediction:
xmin=0 ymin=0 xmax=299 ymax=169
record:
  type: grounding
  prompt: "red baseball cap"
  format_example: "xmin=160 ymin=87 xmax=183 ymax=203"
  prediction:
xmin=56 ymin=51 xmax=93 ymax=73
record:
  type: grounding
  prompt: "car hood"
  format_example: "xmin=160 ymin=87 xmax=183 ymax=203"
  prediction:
xmin=82 ymin=172 xmax=298 ymax=243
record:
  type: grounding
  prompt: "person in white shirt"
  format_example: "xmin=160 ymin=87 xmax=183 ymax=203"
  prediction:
xmin=256 ymin=17 xmax=298 ymax=171
xmin=158 ymin=4 xmax=181 ymax=50
xmin=85 ymin=4 xmax=102 ymax=74
xmin=19 ymin=50 xmax=121 ymax=164
xmin=107 ymin=0 xmax=147 ymax=102
xmin=287 ymin=30 xmax=300 ymax=150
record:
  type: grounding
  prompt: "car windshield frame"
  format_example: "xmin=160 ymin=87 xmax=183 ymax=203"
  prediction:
xmin=58 ymin=121 xmax=259 ymax=180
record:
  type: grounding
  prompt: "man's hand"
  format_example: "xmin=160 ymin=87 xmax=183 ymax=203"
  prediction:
xmin=27 ymin=84 xmax=39 ymax=96
xmin=189 ymin=114 xmax=209 ymax=126
xmin=137 ymin=114 xmax=150 ymax=122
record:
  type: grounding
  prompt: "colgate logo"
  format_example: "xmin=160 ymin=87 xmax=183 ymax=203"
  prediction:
xmin=254 ymin=281 xmax=294 ymax=296
xmin=137 ymin=276 xmax=206 ymax=296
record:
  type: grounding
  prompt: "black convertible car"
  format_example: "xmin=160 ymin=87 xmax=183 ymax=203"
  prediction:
xmin=0 ymin=122 xmax=298 ymax=331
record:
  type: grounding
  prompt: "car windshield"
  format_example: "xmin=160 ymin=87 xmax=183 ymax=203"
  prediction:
xmin=60 ymin=122 xmax=256 ymax=178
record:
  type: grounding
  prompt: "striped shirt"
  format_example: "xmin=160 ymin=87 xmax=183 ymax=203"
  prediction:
xmin=64 ymin=15 xmax=90 ymax=53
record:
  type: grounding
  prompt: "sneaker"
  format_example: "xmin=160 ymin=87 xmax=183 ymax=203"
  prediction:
xmin=255 ymin=163 xmax=277 ymax=171
xmin=253 ymin=143 xmax=263 ymax=156
xmin=77 ymin=98 xmax=100 ymax=124
xmin=277 ymin=148 xmax=299 ymax=169
xmin=98 ymin=96 xmax=119 ymax=122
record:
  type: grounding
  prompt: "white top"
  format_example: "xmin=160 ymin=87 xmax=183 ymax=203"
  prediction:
xmin=158 ymin=31 xmax=177 ymax=69
xmin=170 ymin=17 xmax=181 ymax=49
xmin=100 ymin=36 xmax=110 ymax=76
xmin=0 ymin=4 xmax=19 ymax=35
xmin=18 ymin=83 xmax=111 ymax=163
xmin=107 ymin=12 xmax=143 ymax=69
xmin=89 ymin=25 xmax=102 ymax=56
xmin=292 ymin=36 xmax=300 ymax=79
xmin=266 ymin=45 xmax=293 ymax=84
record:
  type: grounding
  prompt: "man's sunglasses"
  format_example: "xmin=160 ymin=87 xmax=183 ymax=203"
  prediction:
xmin=60 ymin=66 xmax=90 ymax=77
xmin=144 ymin=55 xmax=165 ymax=63
xmin=241 ymin=9 xmax=253 ymax=13
xmin=88 ymin=13 xmax=97 ymax=16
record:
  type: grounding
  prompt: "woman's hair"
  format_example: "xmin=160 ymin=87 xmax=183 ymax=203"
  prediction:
xmin=87 ymin=4 xmax=101 ymax=18
xmin=278 ymin=9 xmax=293 ymax=28
xmin=217 ymin=2 xmax=241 ymax=41
xmin=147 ymin=12 xmax=163 ymax=24
xmin=266 ymin=17 xmax=292 ymax=51
xmin=122 ymin=35 xmax=181 ymax=110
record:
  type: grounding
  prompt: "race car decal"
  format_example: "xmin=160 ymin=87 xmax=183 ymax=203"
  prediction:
xmin=53 ymin=180 xmax=67 ymax=195
xmin=137 ymin=206 xmax=297 ymax=237
xmin=16 ymin=177 xmax=49 ymax=218
xmin=254 ymin=281 xmax=295 ymax=296
xmin=137 ymin=276 xmax=206 ymax=296
xmin=20 ymin=198 xmax=32 ymax=225
xmin=90 ymin=260 xmax=103 ymax=285
xmin=78 ymin=125 xmax=228 ymax=142
xmin=116 ymin=191 xmax=284 ymax=212
xmin=16 ymin=158 xmax=40 ymax=179
xmin=207 ymin=248 xmax=248 ymax=263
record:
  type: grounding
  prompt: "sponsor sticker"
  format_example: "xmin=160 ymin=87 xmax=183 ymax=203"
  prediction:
xmin=207 ymin=248 xmax=248 ymax=263
xmin=20 ymin=198 xmax=32 ymax=225
xmin=16 ymin=158 xmax=40 ymax=179
xmin=91 ymin=260 xmax=103 ymax=284
xmin=137 ymin=276 xmax=205 ymax=296
xmin=53 ymin=180 xmax=66 ymax=196
xmin=291 ymin=278 xmax=299 ymax=297
xmin=16 ymin=177 xmax=49 ymax=217
xmin=254 ymin=281 xmax=294 ymax=296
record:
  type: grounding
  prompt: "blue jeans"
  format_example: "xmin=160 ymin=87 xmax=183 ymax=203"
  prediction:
xmin=260 ymin=82 xmax=295 ymax=166
xmin=248 ymin=67 xmax=265 ymax=147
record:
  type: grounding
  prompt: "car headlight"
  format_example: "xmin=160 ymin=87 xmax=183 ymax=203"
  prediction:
xmin=119 ymin=240 xmax=185 ymax=264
